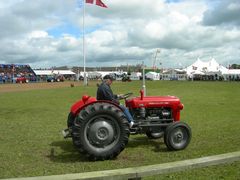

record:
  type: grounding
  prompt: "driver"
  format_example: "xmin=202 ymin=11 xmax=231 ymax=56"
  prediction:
xmin=97 ymin=75 xmax=134 ymax=128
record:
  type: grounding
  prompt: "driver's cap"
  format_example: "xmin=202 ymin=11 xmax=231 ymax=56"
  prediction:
xmin=103 ymin=75 xmax=114 ymax=81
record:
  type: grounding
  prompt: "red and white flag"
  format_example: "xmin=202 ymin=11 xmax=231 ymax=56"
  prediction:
xmin=86 ymin=0 xmax=107 ymax=8
xmin=86 ymin=0 xmax=94 ymax=3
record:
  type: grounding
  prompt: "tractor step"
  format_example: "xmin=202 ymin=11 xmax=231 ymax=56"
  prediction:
xmin=62 ymin=128 xmax=72 ymax=138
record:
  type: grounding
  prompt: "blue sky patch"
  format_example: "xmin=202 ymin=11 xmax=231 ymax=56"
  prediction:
xmin=165 ymin=0 xmax=182 ymax=3
xmin=47 ymin=22 xmax=102 ymax=38
xmin=47 ymin=22 xmax=81 ymax=38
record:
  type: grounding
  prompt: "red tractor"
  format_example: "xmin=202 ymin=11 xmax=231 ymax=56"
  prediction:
xmin=63 ymin=90 xmax=191 ymax=160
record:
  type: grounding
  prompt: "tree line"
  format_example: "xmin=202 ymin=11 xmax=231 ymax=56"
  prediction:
xmin=230 ymin=64 xmax=240 ymax=69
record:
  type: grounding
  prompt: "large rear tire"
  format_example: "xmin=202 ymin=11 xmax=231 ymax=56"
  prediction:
xmin=164 ymin=122 xmax=191 ymax=151
xmin=67 ymin=112 xmax=79 ymax=147
xmin=67 ymin=112 xmax=74 ymax=128
xmin=72 ymin=102 xmax=130 ymax=160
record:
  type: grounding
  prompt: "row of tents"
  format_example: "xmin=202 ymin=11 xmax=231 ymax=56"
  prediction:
xmin=140 ymin=58 xmax=240 ymax=81
xmin=184 ymin=58 xmax=240 ymax=80
xmin=32 ymin=58 xmax=240 ymax=81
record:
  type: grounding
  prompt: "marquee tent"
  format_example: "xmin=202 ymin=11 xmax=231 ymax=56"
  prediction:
xmin=130 ymin=72 xmax=141 ymax=80
xmin=34 ymin=70 xmax=75 ymax=76
xmin=145 ymin=72 xmax=160 ymax=80
xmin=222 ymin=69 xmax=240 ymax=80
xmin=185 ymin=58 xmax=228 ymax=76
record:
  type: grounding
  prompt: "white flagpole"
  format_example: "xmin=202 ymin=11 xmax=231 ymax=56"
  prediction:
xmin=142 ymin=61 xmax=146 ymax=96
xmin=83 ymin=0 xmax=87 ymax=86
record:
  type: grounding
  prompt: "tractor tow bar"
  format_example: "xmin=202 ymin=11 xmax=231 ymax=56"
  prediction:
xmin=62 ymin=128 xmax=72 ymax=138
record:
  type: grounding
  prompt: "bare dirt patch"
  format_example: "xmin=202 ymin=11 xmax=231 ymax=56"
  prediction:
xmin=0 ymin=81 xmax=85 ymax=93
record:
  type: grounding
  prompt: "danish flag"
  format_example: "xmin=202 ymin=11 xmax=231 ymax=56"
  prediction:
xmin=86 ymin=0 xmax=107 ymax=8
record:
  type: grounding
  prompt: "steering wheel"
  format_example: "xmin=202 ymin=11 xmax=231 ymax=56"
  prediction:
xmin=119 ymin=92 xmax=133 ymax=100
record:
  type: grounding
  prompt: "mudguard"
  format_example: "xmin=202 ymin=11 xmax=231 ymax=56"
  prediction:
xmin=70 ymin=95 xmax=124 ymax=117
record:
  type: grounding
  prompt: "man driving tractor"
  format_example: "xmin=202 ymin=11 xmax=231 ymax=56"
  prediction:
xmin=97 ymin=75 xmax=134 ymax=128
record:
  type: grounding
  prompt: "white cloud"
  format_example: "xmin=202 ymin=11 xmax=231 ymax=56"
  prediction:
xmin=228 ymin=2 xmax=240 ymax=11
xmin=202 ymin=0 xmax=240 ymax=26
xmin=0 ymin=0 xmax=239 ymax=68
xmin=28 ymin=31 xmax=49 ymax=38
xmin=144 ymin=22 xmax=167 ymax=39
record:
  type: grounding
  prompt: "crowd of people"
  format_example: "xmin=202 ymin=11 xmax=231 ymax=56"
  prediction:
xmin=190 ymin=74 xmax=240 ymax=81
xmin=0 ymin=64 xmax=36 ymax=83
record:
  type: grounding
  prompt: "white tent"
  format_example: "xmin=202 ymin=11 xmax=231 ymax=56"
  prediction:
xmin=161 ymin=69 xmax=187 ymax=80
xmin=207 ymin=59 xmax=220 ymax=72
xmin=145 ymin=72 xmax=160 ymax=80
xmin=87 ymin=72 xmax=102 ymax=79
xmin=130 ymin=72 xmax=141 ymax=80
xmin=191 ymin=70 xmax=205 ymax=75
xmin=185 ymin=58 xmax=228 ymax=76
xmin=222 ymin=69 xmax=240 ymax=80
xmin=85 ymin=71 xmax=127 ymax=80
xmin=34 ymin=70 xmax=75 ymax=76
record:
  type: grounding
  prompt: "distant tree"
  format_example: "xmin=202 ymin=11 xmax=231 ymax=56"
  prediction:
xmin=230 ymin=64 xmax=240 ymax=69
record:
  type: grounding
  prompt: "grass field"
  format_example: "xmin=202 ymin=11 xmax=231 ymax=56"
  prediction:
xmin=0 ymin=81 xmax=240 ymax=179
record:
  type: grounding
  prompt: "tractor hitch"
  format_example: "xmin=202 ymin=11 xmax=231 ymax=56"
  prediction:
xmin=62 ymin=128 xmax=72 ymax=138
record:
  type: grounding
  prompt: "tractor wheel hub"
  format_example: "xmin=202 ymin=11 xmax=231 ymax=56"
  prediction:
xmin=88 ymin=120 xmax=114 ymax=147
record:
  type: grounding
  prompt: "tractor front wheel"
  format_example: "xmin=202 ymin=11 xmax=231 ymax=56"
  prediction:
xmin=164 ymin=122 xmax=191 ymax=151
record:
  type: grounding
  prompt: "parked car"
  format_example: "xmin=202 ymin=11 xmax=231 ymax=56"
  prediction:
xmin=16 ymin=76 xmax=27 ymax=83
xmin=47 ymin=75 xmax=64 ymax=82
xmin=25 ymin=75 xmax=37 ymax=82
xmin=47 ymin=76 xmax=55 ymax=82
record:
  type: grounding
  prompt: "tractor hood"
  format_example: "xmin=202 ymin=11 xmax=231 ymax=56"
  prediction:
xmin=125 ymin=96 xmax=183 ymax=110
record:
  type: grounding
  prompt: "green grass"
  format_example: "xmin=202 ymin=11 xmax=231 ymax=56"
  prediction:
xmin=0 ymin=81 xmax=240 ymax=179
xmin=144 ymin=161 xmax=240 ymax=180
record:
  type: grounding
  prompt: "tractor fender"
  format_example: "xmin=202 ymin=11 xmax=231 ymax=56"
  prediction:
xmin=70 ymin=96 xmax=123 ymax=117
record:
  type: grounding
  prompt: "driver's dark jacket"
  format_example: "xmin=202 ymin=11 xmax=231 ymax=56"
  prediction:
xmin=97 ymin=82 xmax=119 ymax=104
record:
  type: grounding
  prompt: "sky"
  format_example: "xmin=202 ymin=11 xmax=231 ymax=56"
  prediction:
xmin=0 ymin=0 xmax=239 ymax=69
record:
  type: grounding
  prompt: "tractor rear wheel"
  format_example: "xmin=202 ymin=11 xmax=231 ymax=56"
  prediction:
xmin=67 ymin=112 xmax=74 ymax=128
xmin=72 ymin=102 xmax=130 ymax=160
xmin=164 ymin=122 xmax=191 ymax=151
xmin=67 ymin=112 xmax=79 ymax=147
